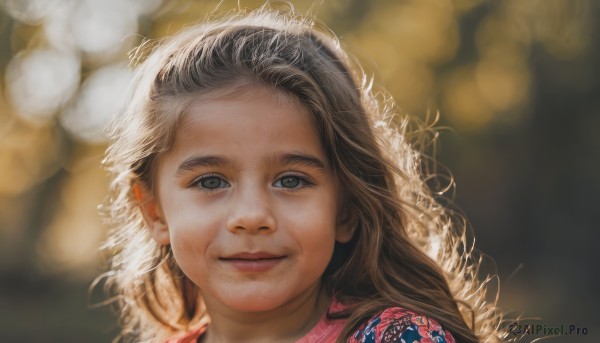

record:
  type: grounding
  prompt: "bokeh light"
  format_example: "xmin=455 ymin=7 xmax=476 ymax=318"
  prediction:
xmin=5 ymin=49 xmax=80 ymax=124
xmin=60 ymin=63 xmax=133 ymax=143
xmin=1 ymin=0 xmax=57 ymax=25
xmin=71 ymin=0 xmax=138 ymax=57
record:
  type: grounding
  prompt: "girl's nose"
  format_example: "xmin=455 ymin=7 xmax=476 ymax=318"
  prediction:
xmin=226 ymin=185 xmax=276 ymax=234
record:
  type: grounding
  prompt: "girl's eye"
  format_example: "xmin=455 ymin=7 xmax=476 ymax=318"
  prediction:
xmin=195 ymin=175 xmax=229 ymax=190
xmin=281 ymin=176 xmax=300 ymax=188
xmin=274 ymin=174 xmax=311 ymax=189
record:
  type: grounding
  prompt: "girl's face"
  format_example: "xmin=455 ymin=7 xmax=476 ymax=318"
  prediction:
xmin=141 ymin=86 xmax=354 ymax=313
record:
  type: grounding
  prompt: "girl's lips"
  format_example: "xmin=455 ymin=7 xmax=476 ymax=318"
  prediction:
xmin=219 ymin=252 xmax=287 ymax=272
xmin=221 ymin=252 xmax=285 ymax=260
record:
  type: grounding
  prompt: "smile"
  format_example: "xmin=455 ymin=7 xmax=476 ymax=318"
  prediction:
xmin=219 ymin=252 xmax=287 ymax=273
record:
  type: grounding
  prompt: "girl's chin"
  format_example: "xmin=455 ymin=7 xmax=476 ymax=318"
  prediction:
xmin=218 ymin=292 xmax=290 ymax=312
xmin=199 ymin=278 xmax=324 ymax=313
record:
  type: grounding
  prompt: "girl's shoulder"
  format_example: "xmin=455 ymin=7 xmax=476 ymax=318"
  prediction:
xmin=349 ymin=307 xmax=456 ymax=343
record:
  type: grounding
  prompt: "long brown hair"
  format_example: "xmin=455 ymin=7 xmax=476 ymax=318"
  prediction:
xmin=100 ymin=5 xmax=505 ymax=342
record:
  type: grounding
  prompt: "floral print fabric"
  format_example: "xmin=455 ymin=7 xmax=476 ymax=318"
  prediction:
xmin=349 ymin=307 xmax=456 ymax=343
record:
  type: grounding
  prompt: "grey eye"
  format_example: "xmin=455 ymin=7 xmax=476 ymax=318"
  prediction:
xmin=280 ymin=176 xmax=300 ymax=188
xmin=198 ymin=176 xmax=227 ymax=189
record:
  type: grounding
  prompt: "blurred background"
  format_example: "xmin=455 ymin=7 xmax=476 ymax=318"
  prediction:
xmin=0 ymin=0 xmax=598 ymax=342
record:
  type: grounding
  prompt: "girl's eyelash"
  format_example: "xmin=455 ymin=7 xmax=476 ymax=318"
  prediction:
xmin=274 ymin=172 xmax=315 ymax=190
xmin=190 ymin=173 xmax=230 ymax=191
xmin=188 ymin=172 xmax=315 ymax=192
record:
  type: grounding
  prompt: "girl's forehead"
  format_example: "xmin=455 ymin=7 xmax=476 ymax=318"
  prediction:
xmin=184 ymin=82 xmax=299 ymax=115
xmin=166 ymin=85 xmax=324 ymax=160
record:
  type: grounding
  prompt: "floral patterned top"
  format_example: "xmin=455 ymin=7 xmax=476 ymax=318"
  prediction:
xmin=166 ymin=303 xmax=456 ymax=343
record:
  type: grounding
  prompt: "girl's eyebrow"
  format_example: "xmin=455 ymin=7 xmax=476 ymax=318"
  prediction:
xmin=267 ymin=152 xmax=327 ymax=171
xmin=176 ymin=155 xmax=233 ymax=176
xmin=175 ymin=152 xmax=326 ymax=176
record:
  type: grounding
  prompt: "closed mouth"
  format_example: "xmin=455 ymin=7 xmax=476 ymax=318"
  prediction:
xmin=220 ymin=252 xmax=287 ymax=260
xmin=218 ymin=253 xmax=287 ymax=272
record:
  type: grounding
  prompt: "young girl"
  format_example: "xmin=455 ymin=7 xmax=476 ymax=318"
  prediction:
xmin=101 ymin=5 xmax=504 ymax=343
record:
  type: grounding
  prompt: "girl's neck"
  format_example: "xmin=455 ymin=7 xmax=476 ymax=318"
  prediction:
xmin=201 ymin=282 xmax=330 ymax=343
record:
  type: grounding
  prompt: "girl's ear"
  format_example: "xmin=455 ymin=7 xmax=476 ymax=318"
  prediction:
xmin=133 ymin=183 xmax=170 ymax=245
xmin=335 ymin=209 xmax=357 ymax=243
